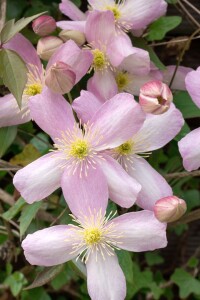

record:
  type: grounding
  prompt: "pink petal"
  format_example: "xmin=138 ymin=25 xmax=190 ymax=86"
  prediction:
xmin=4 ymin=33 xmax=42 ymax=72
xmin=29 ymin=88 xmax=75 ymax=141
xmin=90 ymin=93 xmax=145 ymax=150
xmin=185 ymin=68 xmax=200 ymax=108
xmin=56 ymin=20 xmax=86 ymax=32
xmin=133 ymin=103 xmax=184 ymax=152
xmin=22 ymin=225 xmax=79 ymax=266
xmin=61 ymin=165 xmax=108 ymax=220
xmin=13 ymin=153 xmax=63 ymax=204
xmin=59 ymin=0 xmax=86 ymax=21
xmin=126 ymin=156 xmax=172 ymax=210
xmin=72 ymin=90 xmax=102 ymax=123
xmin=163 ymin=65 xmax=193 ymax=91
xmin=98 ymin=154 xmax=141 ymax=208
xmin=120 ymin=0 xmax=167 ymax=30
xmin=0 ymin=94 xmax=30 ymax=127
xmin=178 ymin=128 xmax=200 ymax=171
xmin=87 ymin=70 xmax=118 ymax=102
xmin=85 ymin=10 xmax=115 ymax=46
xmin=88 ymin=0 xmax=115 ymax=8
xmin=111 ymin=210 xmax=167 ymax=251
xmin=86 ymin=252 xmax=126 ymax=300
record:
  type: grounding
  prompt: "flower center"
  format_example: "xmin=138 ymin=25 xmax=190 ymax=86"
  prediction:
xmin=115 ymin=72 xmax=130 ymax=91
xmin=106 ymin=5 xmax=121 ymax=20
xmin=69 ymin=139 xmax=89 ymax=159
xmin=24 ymin=83 xmax=42 ymax=96
xmin=116 ymin=140 xmax=133 ymax=155
xmin=92 ymin=49 xmax=108 ymax=71
xmin=84 ymin=227 xmax=102 ymax=245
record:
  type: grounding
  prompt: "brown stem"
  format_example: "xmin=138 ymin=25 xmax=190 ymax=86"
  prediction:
xmin=164 ymin=170 xmax=200 ymax=179
xmin=170 ymin=209 xmax=200 ymax=226
xmin=0 ymin=0 xmax=6 ymax=32
xmin=178 ymin=0 xmax=200 ymax=28
xmin=182 ymin=0 xmax=200 ymax=15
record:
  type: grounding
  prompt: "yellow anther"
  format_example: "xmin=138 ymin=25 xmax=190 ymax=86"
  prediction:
xmin=92 ymin=49 xmax=108 ymax=71
xmin=106 ymin=5 xmax=121 ymax=20
xmin=69 ymin=139 xmax=89 ymax=159
xmin=84 ymin=228 xmax=102 ymax=245
xmin=116 ymin=140 xmax=133 ymax=155
xmin=115 ymin=72 xmax=130 ymax=91
xmin=24 ymin=83 xmax=42 ymax=96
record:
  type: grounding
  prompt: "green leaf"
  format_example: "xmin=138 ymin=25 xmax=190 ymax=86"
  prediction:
xmin=25 ymin=265 xmax=64 ymax=290
xmin=132 ymin=37 xmax=166 ymax=70
xmin=0 ymin=49 xmax=28 ymax=108
xmin=0 ymin=12 xmax=45 ymax=44
xmin=19 ymin=202 xmax=42 ymax=237
xmin=147 ymin=16 xmax=182 ymax=41
xmin=22 ymin=287 xmax=51 ymax=300
xmin=166 ymin=0 xmax=178 ymax=3
xmin=0 ymin=126 xmax=17 ymax=157
xmin=2 ymin=197 xmax=25 ymax=221
xmin=174 ymin=91 xmax=200 ymax=118
xmin=187 ymin=257 xmax=199 ymax=268
xmin=10 ymin=144 xmax=41 ymax=166
xmin=171 ymin=268 xmax=200 ymax=298
xmin=145 ymin=252 xmax=164 ymax=266
xmin=117 ymin=250 xmax=133 ymax=283
xmin=5 ymin=272 xmax=27 ymax=296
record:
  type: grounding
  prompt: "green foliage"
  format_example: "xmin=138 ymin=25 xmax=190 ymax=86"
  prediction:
xmin=19 ymin=202 xmax=42 ymax=236
xmin=174 ymin=91 xmax=200 ymax=118
xmin=0 ymin=126 xmax=17 ymax=157
xmin=2 ymin=197 xmax=26 ymax=220
xmin=147 ymin=16 xmax=182 ymax=41
xmin=4 ymin=271 xmax=27 ymax=296
xmin=145 ymin=252 xmax=164 ymax=266
xmin=0 ymin=49 xmax=28 ymax=108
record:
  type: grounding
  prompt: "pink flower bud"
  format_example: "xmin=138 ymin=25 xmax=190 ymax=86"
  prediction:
xmin=45 ymin=61 xmax=76 ymax=94
xmin=59 ymin=30 xmax=86 ymax=46
xmin=154 ymin=196 xmax=187 ymax=223
xmin=32 ymin=15 xmax=56 ymax=36
xmin=37 ymin=36 xmax=63 ymax=61
xmin=139 ymin=80 xmax=173 ymax=114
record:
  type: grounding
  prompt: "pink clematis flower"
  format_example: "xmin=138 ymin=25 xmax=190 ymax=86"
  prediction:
xmin=73 ymin=91 xmax=184 ymax=210
xmin=22 ymin=171 xmax=167 ymax=300
xmin=58 ymin=0 xmax=167 ymax=33
xmin=178 ymin=68 xmax=200 ymax=171
xmin=0 ymin=34 xmax=92 ymax=128
xmin=14 ymin=89 xmax=145 ymax=208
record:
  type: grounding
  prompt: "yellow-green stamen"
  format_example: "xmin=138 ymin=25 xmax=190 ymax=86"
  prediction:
xmin=69 ymin=139 xmax=89 ymax=160
xmin=116 ymin=140 xmax=133 ymax=155
xmin=115 ymin=72 xmax=130 ymax=91
xmin=84 ymin=228 xmax=102 ymax=245
xmin=106 ymin=5 xmax=121 ymax=20
xmin=24 ymin=83 xmax=42 ymax=96
xmin=92 ymin=49 xmax=108 ymax=71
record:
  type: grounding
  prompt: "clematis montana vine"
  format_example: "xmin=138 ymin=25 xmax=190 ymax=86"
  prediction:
xmin=22 ymin=167 xmax=167 ymax=300
xmin=178 ymin=67 xmax=200 ymax=171
xmin=14 ymin=88 xmax=146 ymax=208
xmin=72 ymin=89 xmax=184 ymax=210
xmin=0 ymin=34 xmax=92 ymax=128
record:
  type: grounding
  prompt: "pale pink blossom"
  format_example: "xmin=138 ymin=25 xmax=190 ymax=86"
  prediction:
xmin=73 ymin=91 xmax=184 ymax=210
xmin=22 ymin=175 xmax=167 ymax=300
xmin=154 ymin=196 xmax=187 ymax=223
xmin=14 ymin=89 xmax=145 ymax=208
xmin=162 ymin=65 xmax=193 ymax=91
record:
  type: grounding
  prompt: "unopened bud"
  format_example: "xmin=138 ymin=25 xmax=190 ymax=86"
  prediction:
xmin=37 ymin=36 xmax=63 ymax=61
xmin=154 ymin=196 xmax=187 ymax=223
xmin=59 ymin=30 xmax=86 ymax=46
xmin=139 ymin=80 xmax=173 ymax=114
xmin=32 ymin=15 xmax=56 ymax=36
xmin=45 ymin=61 xmax=76 ymax=94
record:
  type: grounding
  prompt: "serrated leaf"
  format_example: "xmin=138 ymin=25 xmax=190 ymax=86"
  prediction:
xmin=0 ymin=12 xmax=45 ymax=44
xmin=174 ymin=91 xmax=200 ymax=119
xmin=10 ymin=144 xmax=41 ymax=166
xmin=0 ymin=49 xmax=28 ymax=108
xmin=0 ymin=126 xmax=17 ymax=157
xmin=19 ymin=202 xmax=42 ymax=237
xmin=147 ymin=16 xmax=182 ymax=41
xmin=171 ymin=268 xmax=200 ymax=298
xmin=25 ymin=265 xmax=64 ymax=290
xmin=2 ymin=197 xmax=25 ymax=221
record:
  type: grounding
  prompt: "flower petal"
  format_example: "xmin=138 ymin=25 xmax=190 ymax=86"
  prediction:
xmin=133 ymin=103 xmax=184 ymax=152
xmin=120 ymin=0 xmax=167 ymax=30
xmin=61 ymin=164 xmax=108 ymax=219
xmin=4 ymin=33 xmax=42 ymax=72
xmin=0 ymin=94 xmax=30 ymax=127
xmin=59 ymin=0 xmax=86 ymax=21
xmin=57 ymin=20 xmax=86 ymax=32
xmin=126 ymin=156 xmax=172 ymax=210
xmin=87 ymin=70 xmax=118 ymax=102
xmin=163 ymin=65 xmax=193 ymax=91
xmin=22 ymin=225 xmax=79 ymax=266
xmin=98 ymin=155 xmax=141 ymax=208
xmin=178 ymin=128 xmax=200 ymax=171
xmin=85 ymin=10 xmax=115 ymax=46
xmin=185 ymin=68 xmax=200 ymax=108
xmin=88 ymin=0 xmax=115 ymax=9
xmin=29 ymin=87 xmax=75 ymax=141
xmin=90 ymin=93 xmax=145 ymax=150
xmin=86 ymin=252 xmax=126 ymax=300
xmin=13 ymin=153 xmax=63 ymax=204
xmin=72 ymin=90 xmax=102 ymax=123
xmin=110 ymin=210 xmax=167 ymax=251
